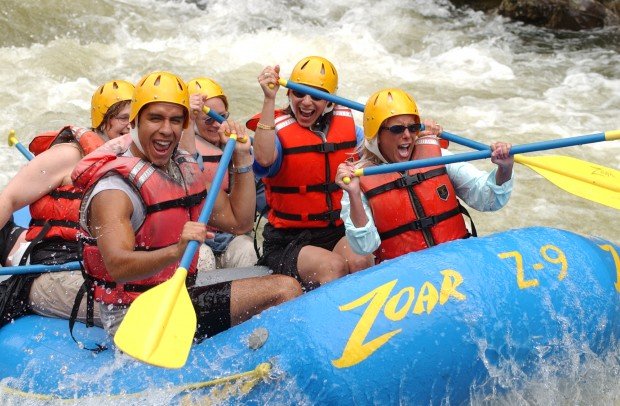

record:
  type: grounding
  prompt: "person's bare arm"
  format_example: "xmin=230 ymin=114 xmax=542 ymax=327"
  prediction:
xmin=89 ymin=189 xmax=207 ymax=282
xmin=208 ymin=120 xmax=256 ymax=234
xmin=252 ymin=65 xmax=280 ymax=167
xmin=0 ymin=143 xmax=82 ymax=231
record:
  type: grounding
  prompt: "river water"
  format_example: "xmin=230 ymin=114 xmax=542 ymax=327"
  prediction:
xmin=0 ymin=0 xmax=618 ymax=404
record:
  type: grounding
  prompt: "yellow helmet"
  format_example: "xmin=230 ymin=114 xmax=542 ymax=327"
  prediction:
xmin=187 ymin=77 xmax=228 ymax=110
xmin=363 ymin=88 xmax=420 ymax=140
xmin=289 ymin=56 xmax=338 ymax=94
xmin=91 ymin=80 xmax=134 ymax=128
xmin=130 ymin=71 xmax=190 ymax=128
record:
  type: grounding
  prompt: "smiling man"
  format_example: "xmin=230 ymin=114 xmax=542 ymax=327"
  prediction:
xmin=73 ymin=71 xmax=301 ymax=340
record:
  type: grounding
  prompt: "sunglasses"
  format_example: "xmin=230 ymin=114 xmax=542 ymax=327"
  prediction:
xmin=204 ymin=111 xmax=230 ymax=125
xmin=291 ymin=90 xmax=322 ymax=102
xmin=379 ymin=124 xmax=422 ymax=135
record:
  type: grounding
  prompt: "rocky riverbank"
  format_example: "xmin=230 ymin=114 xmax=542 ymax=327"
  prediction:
xmin=450 ymin=0 xmax=619 ymax=30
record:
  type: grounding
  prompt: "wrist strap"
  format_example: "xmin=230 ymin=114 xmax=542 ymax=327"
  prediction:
xmin=232 ymin=164 xmax=253 ymax=174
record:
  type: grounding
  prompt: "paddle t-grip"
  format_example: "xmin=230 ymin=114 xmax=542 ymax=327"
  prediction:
xmin=201 ymin=106 xmax=247 ymax=143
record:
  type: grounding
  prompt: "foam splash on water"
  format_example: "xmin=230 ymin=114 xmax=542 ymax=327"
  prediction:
xmin=466 ymin=287 xmax=620 ymax=405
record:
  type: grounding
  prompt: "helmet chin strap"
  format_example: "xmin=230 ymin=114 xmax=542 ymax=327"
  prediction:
xmin=364 ymin=137 xmax=389 ymax=164
xmin=130 ymin=125 xmax=146 ymax=155
xmin=322 ymin=101 xmax=334 ymax=115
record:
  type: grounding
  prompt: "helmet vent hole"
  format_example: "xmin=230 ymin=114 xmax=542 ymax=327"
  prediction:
xmin=154 ymin=75 xmax=162 ymax=87
xmin=112 ymin=82 xmax=119 ymax=90
xmin=320 ymin=64 xmax=326 ymax=76
xmin=300 ymin=60 xmax=310 ymax=70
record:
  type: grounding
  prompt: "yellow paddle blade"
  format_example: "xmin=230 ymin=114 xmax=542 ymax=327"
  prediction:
xmin=114 ymin=268 xmax=196 ymax=369
xmin=515 ymin=155 xmax=620 ymax=210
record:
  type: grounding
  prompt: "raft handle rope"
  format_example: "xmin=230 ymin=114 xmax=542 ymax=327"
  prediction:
xmin=0 ymin=362 xmax=272 ymax=403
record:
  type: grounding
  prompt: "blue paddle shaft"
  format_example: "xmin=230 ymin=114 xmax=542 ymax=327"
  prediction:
xmin=282 ymin=80 xmax=366 ymax=112
xmin=441 ymin=130 xmax=608 ymax=153
xmin=14 ymin=142 xmax=34 ymax=161
xmin=178 ymin=118 xmax=236 ymax=269
xmin=206 ymin=109 xmax=227 ymax=123
xmin=440 ymin=131 xmax=488 ymax=150
xmin=0 ymin=261 xmax=81 ymax=276
xmin=361 ymin=131 xmax=608 ymax=176
xmin=282 ymin=80 xmax=612 ymax=158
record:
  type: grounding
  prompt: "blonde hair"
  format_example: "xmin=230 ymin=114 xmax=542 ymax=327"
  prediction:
xmin=350 ymin=141 xmax=382 ymax=170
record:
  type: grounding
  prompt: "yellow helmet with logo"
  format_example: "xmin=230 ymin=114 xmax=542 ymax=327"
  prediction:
xmin=363 ymin=88 xmax=420 ymax=140
xmin=130 ymin=71 xmax=190 ymax=128
xmin=289 ymin=56 xmax=338 ymax=94
xmin=187 ymin=77 xmax=228 ymax=110
xmin=91 ymin=80 xmax=134 ymax=128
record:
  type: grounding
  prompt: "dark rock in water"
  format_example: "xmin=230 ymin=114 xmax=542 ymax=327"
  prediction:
xmin=450 ymin=0 xmax=620 ymax=30
xmin=450 ymin=0 xmax=503 ymax=11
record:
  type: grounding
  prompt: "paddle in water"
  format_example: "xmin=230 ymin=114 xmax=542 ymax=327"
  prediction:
xmin=114 ymin=111 xmax=238 ymax=369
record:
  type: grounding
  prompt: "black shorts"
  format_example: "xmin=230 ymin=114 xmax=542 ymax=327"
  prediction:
xmin=257 ymin=223 xmax=345 ymax=281
xmin=0 ymin=215 xmax=26 ymax=266
xmin=189 ymin=281 xmax=232 ymax=342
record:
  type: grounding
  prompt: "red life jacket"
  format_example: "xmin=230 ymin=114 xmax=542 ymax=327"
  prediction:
xmin=74 ymin=149 xmax=206 ymax=305
xmin=359 ymin=136 xmax=470 ymax=263
xmin=195 ymin=137 xmax=230 ymax=192
xmin=261 ymin=107 xmax=358 ymax=228
xmin=25 ymin=126 xmax=104 ymax=243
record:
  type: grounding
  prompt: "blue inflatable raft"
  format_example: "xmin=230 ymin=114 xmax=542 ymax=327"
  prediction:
xmin=0 ymin=226 xmax=618 ymax=404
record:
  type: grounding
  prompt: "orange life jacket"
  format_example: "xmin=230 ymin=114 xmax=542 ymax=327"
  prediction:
xmin=25 ymin=126 xmax=104 ymax=242
xmin=28 ymin=126 xmax=104 ymax=156
xmin=359 ymin=136 xmax=470 ymax=263
xmin=261 ymin=107 xmax=357 ymax=228
xmin=73 ymin=149 xmax=206 ymax=305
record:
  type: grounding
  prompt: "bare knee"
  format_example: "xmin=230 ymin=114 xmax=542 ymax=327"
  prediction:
xmin=313 ymin=255 xmax=348 ymax=285
xmin=347 ymin=254 xmax=374 ymax=273
xmin=230 ymin=275 xmax=301 ymax=325
xmin=270 ymin=275 xmax=303 ymax=304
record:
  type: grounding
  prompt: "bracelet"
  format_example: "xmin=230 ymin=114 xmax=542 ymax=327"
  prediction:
xmin=256 ymin=122 xmax=275 ymax=131
xmin=232 ymin=164 xmax=253 ymax=174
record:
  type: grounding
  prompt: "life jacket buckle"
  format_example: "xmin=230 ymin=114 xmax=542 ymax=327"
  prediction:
xmin=396 ymin=174 xmax=422 ymax=188
xmin=317 ymin=143 xmax=335 ymax=153
xmin=413 ymin=216 xmax=437 ymax=230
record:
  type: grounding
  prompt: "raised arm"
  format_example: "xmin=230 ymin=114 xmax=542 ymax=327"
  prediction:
xmin=0 ymin=143 xmax=82 ymax=230
xmin=208 ymin=120 xmax=256 ymax=234
xmin=252 ymin=65 xmax=280 ymax=167
xmin=178 ymin=93 xmax=204 ymax=155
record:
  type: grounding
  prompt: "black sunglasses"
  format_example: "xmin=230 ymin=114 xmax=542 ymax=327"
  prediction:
xmin=204 ymin=111 xmax=230 ymax=124
xmin=291 ymin=90 xmax=322 ymax=102
xmin=379 ymin=124 xmax=422 ymax=135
